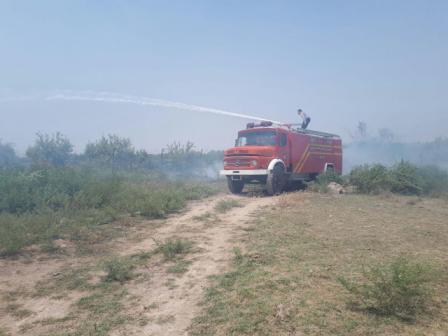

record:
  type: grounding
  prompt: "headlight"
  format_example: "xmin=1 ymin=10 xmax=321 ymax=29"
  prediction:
xmin=250 ymin=160 xmax=257 ymax=167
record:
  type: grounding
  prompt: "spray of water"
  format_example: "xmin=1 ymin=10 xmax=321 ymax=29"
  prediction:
xmin=43 ymin=91 xmax=284 ymax=124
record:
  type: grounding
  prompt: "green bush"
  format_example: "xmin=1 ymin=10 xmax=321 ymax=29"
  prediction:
xmin=314 ymin=171 xmax=344 ymax=192
xmin=338 ymin=257 xmax=437 ymax=320
xmin=416 ymin=165 xmax=448 ymax=197
xmin=349 ymin=164 xmax=390 ymax=194
xmin=389 ymin=161 xmax=423 ymax=195
xmin=316 ymin=171 xmax=344 ymax=186
xmin=0 ymin=214 xmax=28 ymax=255
xmin=158 ymin=239 xmax=193 ymax=260
xmin=103 ymin=256 xmax=135 ymax=283
xmin=214 ymin=199 xmax=242 ymax=213
xmin=0 ymin=167 xmax=217 ymax=255
xmin=349 ymin=162 xmax=448 ymax=196
xmin=0 ymin=210 xmax=61 ymax=255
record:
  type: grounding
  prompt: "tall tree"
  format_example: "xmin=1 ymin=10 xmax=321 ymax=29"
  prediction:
xmin=85 ymin=134 xmax=135 ymax=170
xmin=0 ymin=140 xmax=19 ymax=167
xmin=26 ymin=132 xmax=73 ymax=167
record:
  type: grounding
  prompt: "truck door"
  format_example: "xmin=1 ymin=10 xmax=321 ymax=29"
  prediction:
xmin=278 ymin=131 xmax=290 ymax=169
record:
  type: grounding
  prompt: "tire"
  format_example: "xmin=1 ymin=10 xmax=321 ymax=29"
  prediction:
xmin=227 ymin=177 xmax=244 ymax=194
xmin=266 ymin=164 xmax=286 ymax=195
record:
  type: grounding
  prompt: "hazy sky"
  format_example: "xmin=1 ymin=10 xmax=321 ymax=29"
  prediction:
xmin=1 ymin=0 xmax=447 ymax=154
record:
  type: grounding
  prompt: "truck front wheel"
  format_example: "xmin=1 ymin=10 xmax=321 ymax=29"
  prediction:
xmin=266 ymin=164 xmax=286 ymax=195
xmin=227 ymin=177 xmax=244 ymax=194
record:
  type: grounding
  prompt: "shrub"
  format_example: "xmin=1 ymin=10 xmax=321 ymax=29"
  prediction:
xmin=389 ymin=161 xmax=423 ymax=195
xmin=416 ymin=165 xmax=448 ymax=197
xmin=26 ymin=132 xmax=73 ymax=167
xmin=349 ymin=162 xmax=448 ymax=196
xmin=338 ymin=257 xmax=437 ymax=320
xmin=0 ymin=166 xmax=217 ymax=255
xmin=103 ymin=256 xmax=135 ymax=283
xmin=158 ymin=239 xmax=192 ymax=260
xmin=316 ymin=171 xmax=344 ymax=186
xmin=314 ymin=171 xmax=344 ymax=193
xmin=349 ymin=164 xmax=390 ymax=194
xmin=0 ymin=210 xmax=61 ymax=255
xmin=214 ymin=199 xmax=242 ymax=213
xmin=0 ymin=214 xmax=28 ymax=255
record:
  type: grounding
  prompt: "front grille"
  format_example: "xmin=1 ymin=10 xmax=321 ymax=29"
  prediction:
xmin=225 ymin=159 xmax=251 ymax=167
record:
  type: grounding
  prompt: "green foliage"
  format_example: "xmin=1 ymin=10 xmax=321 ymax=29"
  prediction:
xmin=0 ymin=140 xmax=21 ymax=167
xmin=349 ymin=164 xmax=390 ymax=194
xmin=214 ymin=199 xmax=243 ymax=213
xmin=103 ymin=257 xmax=135 ymax=283
xmin=83 ymin=136 xmax=223 ymax=176
xmin=26 ymin=132 xmax=73 ymax=167
xmin=389 ymin=161 xmax=423 ymax=195
xmin=167 ymin=260 xmax=191 ymax=274
xmin=315 ymin=171 xmax=344 ymax=192
xmin=0 ymin=210 xmax=60 ymax=256
xmin=316 ymin=171 xmax=344 ymax=186
xmin=0 ymin=167 xmax=216 ymax=255
xmin=85 ymin=134 xmax=136 ymax=170
xmin=415 ymin=165 xmax=448 ymax=197
xmin=158 ymin=239 xmax=192 ymax=260
xmin=0 ymin=214 xmax=28 ymax=255
xmin=338 ymin=257 xmax=438 ymax=319
xmin=161 ymin=142 xmax=223 ymax=177
xmin=349 ymin=162 xmax=448 ymax=196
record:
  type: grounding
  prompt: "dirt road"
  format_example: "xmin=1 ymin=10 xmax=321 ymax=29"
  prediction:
xmin=0 ymin=193 xmax=276 ymax=336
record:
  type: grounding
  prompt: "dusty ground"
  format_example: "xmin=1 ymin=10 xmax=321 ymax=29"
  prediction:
xmin=0 ymin=193 xmax=274 ymax=336
xmin=1 ymin=191 xmax=447 ymax=336
xmin=190 ymin=192 xmax=448 ymax=336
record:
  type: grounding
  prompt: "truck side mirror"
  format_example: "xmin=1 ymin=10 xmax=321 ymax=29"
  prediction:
xmin=235 ymin=139 xmax=238 ymax=147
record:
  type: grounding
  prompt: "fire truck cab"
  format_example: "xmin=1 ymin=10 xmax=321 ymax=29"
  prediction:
xmin=219 ymin=122 xmax=342 ymax=195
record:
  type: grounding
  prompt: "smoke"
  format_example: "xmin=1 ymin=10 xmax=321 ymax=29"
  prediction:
xmin=44 ymin=91 xmax=284 ymax=124
xmin=344 ymin=138 xmax=448 ymax=173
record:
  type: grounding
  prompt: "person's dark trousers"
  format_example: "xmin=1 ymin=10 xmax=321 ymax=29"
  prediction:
xmin=302 ymin=117 xmax=311 ymax=129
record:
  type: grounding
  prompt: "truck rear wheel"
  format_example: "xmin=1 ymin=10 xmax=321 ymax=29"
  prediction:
xmin=227 ymin=177 xmax=244 ymax=194
xmin=266 ymin=164 xmax=286 ymax=195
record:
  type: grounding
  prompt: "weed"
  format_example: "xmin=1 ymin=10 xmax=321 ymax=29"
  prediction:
xmin=103 ymin=256 xmax=135 ymax=283
xmin=338 ymin=257 xmax=438 ymax=320
xmin=0 ymin=214 xmax=28 ymax=255
xmin=316 ymin=171 xmax=344 ymax=187
xmin=192 ymin=212 xmax=213 ymax=221
xmin=144 ymin=302 xmax=159 ymax=311
xmin=158 ymin=239 xmax=193 ymax=260
xmin=349 ymin=164 xmax=390 ymax=194
xmin=214 ymin=199 xmax=243 ymax=213
xmin=74 ymin=288 xmax=133 ymax=335
xmin=155 ymin=314 xmax=175 ymax=324
xmin=167 ymin=260 xmax=192 ymax=274
xmin=389 ymin=161 xmax=423 ymax=195
xmin=5 ymin=303 xmax=33 ymax=319
xmin=349 ymin=162 xmax=448 ymax=196
xmin=34 ymin=266 xmax=93 ymax=297
xmin=0 ymin=167 xmax=217 ymax=255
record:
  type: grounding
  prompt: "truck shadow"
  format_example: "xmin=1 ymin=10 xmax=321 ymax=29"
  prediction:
xmin=238 ymin=181 xmax=308 ymax=198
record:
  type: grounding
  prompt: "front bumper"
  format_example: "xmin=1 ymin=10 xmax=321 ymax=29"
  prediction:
xmin=219 ymin=169 xmax=268 ymax=176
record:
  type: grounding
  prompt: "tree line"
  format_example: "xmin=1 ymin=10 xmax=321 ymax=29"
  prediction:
xmin=0 ymin=133 xmax=224 ymax=177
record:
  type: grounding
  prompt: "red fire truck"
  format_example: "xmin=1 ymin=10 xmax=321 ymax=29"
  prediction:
xmin=220 ymin=122 xmax=342 ymax=195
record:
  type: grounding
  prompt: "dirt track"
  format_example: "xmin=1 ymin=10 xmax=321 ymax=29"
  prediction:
xmin=0 ymin=193 xmax=275 ymax=336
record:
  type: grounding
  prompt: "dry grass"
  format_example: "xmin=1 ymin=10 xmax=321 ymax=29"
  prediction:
xmin=214 ymin=199 xmax=243 ymax=213
xmin=191 ymin=192 xmax=448 ymax=336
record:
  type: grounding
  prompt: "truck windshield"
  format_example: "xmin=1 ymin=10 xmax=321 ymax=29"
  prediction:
xmin=236 ymin=131 xmax=277 ymax=146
